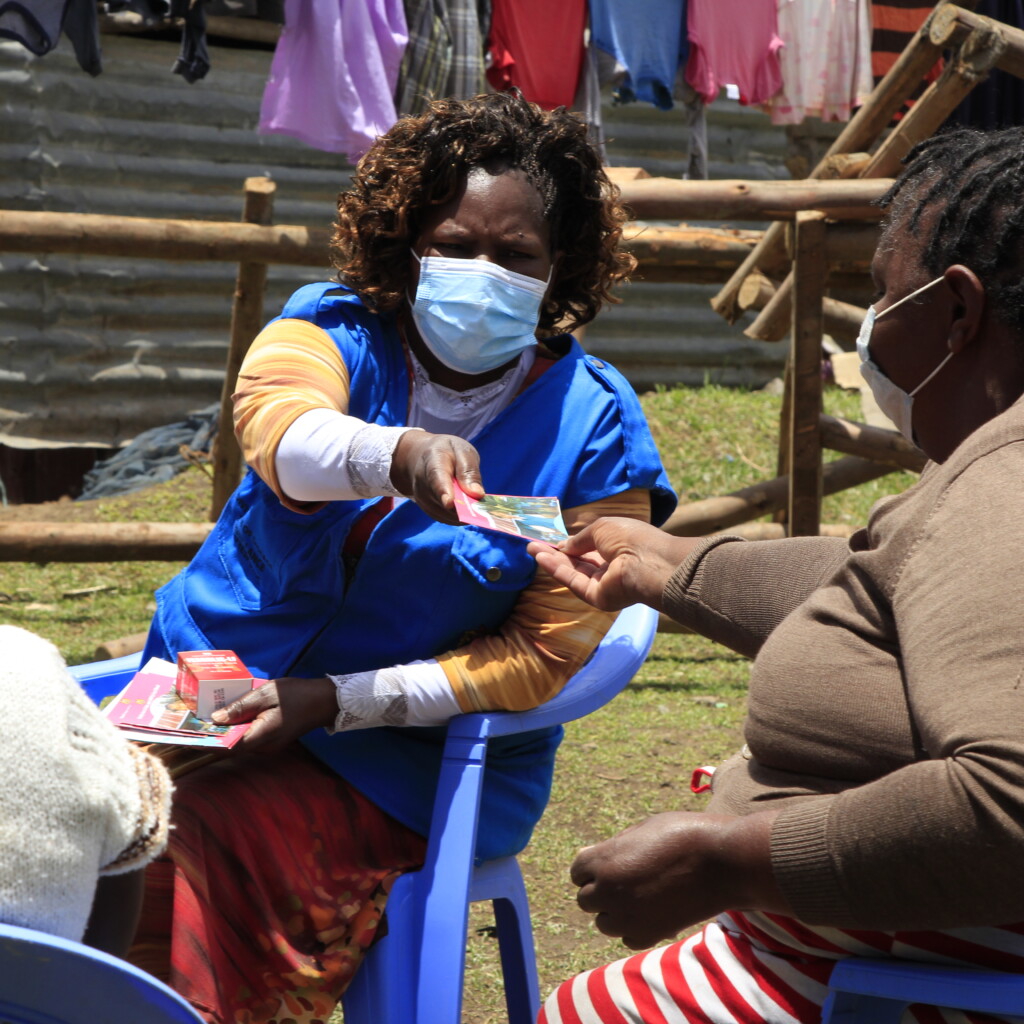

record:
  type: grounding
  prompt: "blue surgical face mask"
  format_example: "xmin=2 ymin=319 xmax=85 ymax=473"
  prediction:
xmin=856 ymin=275 xmax=954 ymax=442
xmin=409 ymin=252 xmax=550 ymax=375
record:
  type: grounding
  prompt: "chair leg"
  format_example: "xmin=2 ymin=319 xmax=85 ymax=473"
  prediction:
xmin=492 ymin=896 xmax=542 ymax=1024
xmin=471 ymin=857 xmax=541 ymax=1024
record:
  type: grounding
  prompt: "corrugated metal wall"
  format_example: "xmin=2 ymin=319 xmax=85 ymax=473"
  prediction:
xmin=0 ymin=30 xmax=832 ymax=447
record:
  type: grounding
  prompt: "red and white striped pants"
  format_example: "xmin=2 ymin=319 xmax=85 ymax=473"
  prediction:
xmin=540 ymin=910 xmax=1024 ymax=1024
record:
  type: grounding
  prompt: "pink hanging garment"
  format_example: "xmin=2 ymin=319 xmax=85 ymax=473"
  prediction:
xmin=766 ymin=0 xmax=873 ymax=125
xmin=259 ymin=0 xmax=408 ymax=163
xmin=685 ymin=0 xmax=783 ymax=106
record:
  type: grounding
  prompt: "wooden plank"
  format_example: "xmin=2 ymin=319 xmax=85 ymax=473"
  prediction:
xmin=788 ymin=213 xmax=827 ymax=536
xmin=617 ymin=177 xmax=890 ymax=222
xmin=0 ymin=522 xmax=213 ymax=561
xmin=210 ymin=178 xmax=275 ymax=522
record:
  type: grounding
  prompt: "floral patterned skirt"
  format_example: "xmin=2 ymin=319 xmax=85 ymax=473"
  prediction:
xmin=128 ymin=744 xmax=427 ymax=1024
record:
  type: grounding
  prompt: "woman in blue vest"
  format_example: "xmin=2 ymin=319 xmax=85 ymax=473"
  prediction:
xmin=131 ymin=92 xmax=675 ymax=1023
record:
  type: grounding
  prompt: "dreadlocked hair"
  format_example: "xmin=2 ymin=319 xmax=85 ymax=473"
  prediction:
xmin=331 ymin=91 xmax=636 ymax=334
xmin=880 ymin=126 xmax=1024 ymax=332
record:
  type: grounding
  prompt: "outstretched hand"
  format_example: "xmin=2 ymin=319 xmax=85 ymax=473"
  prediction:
xmin=528 ymin=517 xmax=702 ymax=613
xmin=390 ymin=430 xmax=484 ymax=524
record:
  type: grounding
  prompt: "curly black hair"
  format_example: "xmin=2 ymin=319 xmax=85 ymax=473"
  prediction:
xmin=880 ymin=126 xmax=1024 ymax=332
xmin=331 ymin=92 xmax=635 ymax=334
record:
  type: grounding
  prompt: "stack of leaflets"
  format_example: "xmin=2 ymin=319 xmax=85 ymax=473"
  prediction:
xmin=452 ymin=482 xmax=568 ymax=547
xmin=102 ymin=657 xmax=252 ymax=748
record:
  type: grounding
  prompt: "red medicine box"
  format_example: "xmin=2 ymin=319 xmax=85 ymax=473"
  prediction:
xmin=175 ymin=650 xmax=255 ymax=721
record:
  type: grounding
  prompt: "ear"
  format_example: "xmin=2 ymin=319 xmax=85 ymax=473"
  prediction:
xmin=943 ymin=264 xmax=985 ymax=354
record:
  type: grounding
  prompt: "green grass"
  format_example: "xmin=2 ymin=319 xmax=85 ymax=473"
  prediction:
xmin=0 ymin=382 xmax=916 ymax=1022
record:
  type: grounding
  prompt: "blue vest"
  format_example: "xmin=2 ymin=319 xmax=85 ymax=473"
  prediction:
xmin=148 ymin=283 xmax=675 ymax=860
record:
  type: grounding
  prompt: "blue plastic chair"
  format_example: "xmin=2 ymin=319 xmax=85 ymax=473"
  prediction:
xmin=68 ymin=602 xmax=659 ymax=1024
xmin=0 ymin=921 xmax=205 ymax=1023
xmin=340 ymin=601 xmax=659 ymax=1024
xmin=822 ymin=957 xmax=1024 ymax=1024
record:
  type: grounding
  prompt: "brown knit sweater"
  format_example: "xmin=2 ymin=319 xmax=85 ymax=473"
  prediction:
xmin=663 ymin=397 xmax=1024 ymax=932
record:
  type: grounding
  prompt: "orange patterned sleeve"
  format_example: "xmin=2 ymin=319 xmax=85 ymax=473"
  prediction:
xmin=438 ymin=488 xmax=653 ymax=713
xmin=232 ymin=319 xmax=352 ymax=511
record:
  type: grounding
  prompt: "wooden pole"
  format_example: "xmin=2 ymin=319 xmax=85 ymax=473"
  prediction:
xmin=0 ymin=523 xmax=213 ymax=561
xmin=819 ymin=414 xmax=927 ymax=471
xmin=0 ymin=209 xmax=760 ymax=285
xmin=0 ymin=209 xmax=329 ymax=265
xmin=210 ymin=178 xmax=276 ymax=522
xmin=862 ymin=24 xmax=1007 ymax=178
xmin=709 ymin=5 xmax=957 ymax=324
xmin=787 ymin=213 xmax=827 ymax=536
xmin=620 ymin=224 xmax=762 ymax=282
xmin=617 ymin=177 xmax=889 ymax=222
xmin=660 ymin=456 xmax=902 ymax=537
xmin=738 ymin=274 xmax=869 ymax=346
xmin=930 ymin=3 xmax=1024 ymax=79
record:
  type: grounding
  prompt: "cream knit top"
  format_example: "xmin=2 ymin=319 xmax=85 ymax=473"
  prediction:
xmin=0 ymin=626 xmax=172 ymax=941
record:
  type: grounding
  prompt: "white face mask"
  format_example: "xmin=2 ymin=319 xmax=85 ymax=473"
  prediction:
xmin=856 ymin=276 xmax=954 ymax=443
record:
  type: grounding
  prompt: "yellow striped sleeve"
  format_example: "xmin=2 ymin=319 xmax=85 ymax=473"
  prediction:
xmin=439 ymin=488 xmax=653 ymax=713
xmin=232 ymin=318 xmax=352 ymax=510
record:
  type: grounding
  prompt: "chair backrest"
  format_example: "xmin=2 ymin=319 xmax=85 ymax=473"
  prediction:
xmin=0 ymin=921 xmax=204 ymax=1024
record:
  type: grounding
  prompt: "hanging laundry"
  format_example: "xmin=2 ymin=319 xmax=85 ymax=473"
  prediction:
xmin=674 ymin=74 xmax=708 ymax=178
xmin=765 ymin=0 xmax=873 ymax=126
xmin=588 ymin=0 xmax=687 ymax=111
xmin=685 ymin=0 xmax=783 ymax=106
xmin=0 ymin=0 xmax=101 ymax=75
xmin=394 ymin=0 xmax=488 ymax=115
xmin=572 ymin=39 xmax=606 ymax=156
xmin=447 ymin=0 xmax=488 ymax=100
xmin=395 ymin=0 xmax=451 ymax=115
xmin=871 ymin=0 xmax=942 ymax=120
xmin=169 ymin=0 xmax=209 ymax=83
xmin=485 ymin=0 xmax=585 ymax=110
xmin=259 ymin=0 xmax=408 ymax=162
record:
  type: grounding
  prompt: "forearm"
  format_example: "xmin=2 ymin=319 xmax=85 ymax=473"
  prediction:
xmin=276 ymin=407 xmax=418 ymax=502
xmin=664 ymin=534 xmax=851 ymax=657
xmin=327 ymin=660 xmax=461 ymax=730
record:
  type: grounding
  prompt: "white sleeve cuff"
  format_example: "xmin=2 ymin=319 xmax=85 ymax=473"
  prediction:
xmin=325 ymin=660 xmax=463 ymax=731
xmin=275 ymin=407 xmax=419 ymax=502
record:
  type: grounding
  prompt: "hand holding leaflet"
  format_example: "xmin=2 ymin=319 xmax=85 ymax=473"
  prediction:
xmin=102 ymin=657 xmax=257 ymax=748
xmin=452 ymin=479 xmax=568 ymax=547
